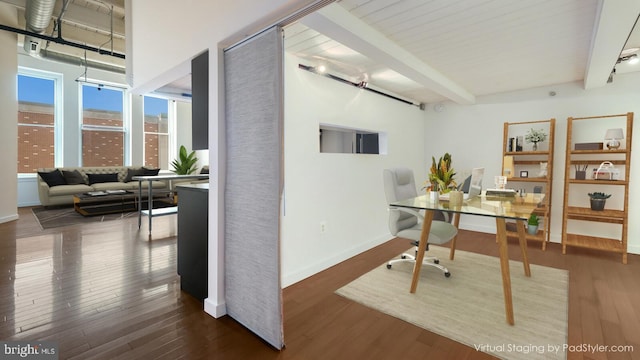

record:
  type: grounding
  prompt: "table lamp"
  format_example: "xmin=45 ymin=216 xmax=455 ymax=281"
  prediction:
xmin=604 ymin=128 xmax=624 ymax=150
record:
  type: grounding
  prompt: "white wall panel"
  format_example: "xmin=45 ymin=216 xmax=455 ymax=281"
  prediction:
xmin=282 ymin=53 xmax=427 ymax=286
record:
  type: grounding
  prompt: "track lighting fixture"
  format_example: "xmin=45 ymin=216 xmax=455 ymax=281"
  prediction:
xmin=298 ymin=63 xmax=423 ymax=109
xmin=617 ymin=53 xmax=638 ymax=64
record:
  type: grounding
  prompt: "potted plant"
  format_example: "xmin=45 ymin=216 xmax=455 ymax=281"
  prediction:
xmin=171 ymin=145 xmax=199 ymax=175
xmin=525 ymin=128 xmax=547 ymax=151
xmin=428 ymin=153 xmax=456 ymax=193
xmin=588 ymin=192 xmax=611 ymax=211
xmin=527 ymin=214 xmax=539 ymax=235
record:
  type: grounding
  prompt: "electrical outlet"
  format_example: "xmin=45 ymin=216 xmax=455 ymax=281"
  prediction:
xmin=320 ymin=221 xmax=327 ymax=233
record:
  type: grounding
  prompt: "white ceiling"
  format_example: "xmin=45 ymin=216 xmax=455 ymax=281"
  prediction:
xmin=2 ymin=0 xmax=638 ymax=103
xmin=285 ymin=0 xmax=640 ymax=105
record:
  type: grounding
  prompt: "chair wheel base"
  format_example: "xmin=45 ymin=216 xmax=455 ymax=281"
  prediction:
xmin=444 ymin=272 xmax=451 ymax=278
xmin=386 ymin=264 xmax=392 ymax=269
xmin=434 ymin=259 xmax=439 ymax=264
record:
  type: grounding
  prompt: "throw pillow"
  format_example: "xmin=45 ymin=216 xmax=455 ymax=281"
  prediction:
xmin=87 ymin=173 xmax=119 ymax=185
xmin=38 ymin=170 xmax=67 ymax=187
xmin=142 ymin=167 xmax=160 ymax=176
xmin=62 ymin=170 xmax=86 ymax=185
xmin=124 ymin=168 xmax=145 ymax=182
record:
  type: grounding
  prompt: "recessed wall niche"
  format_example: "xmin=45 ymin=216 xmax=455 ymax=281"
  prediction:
xmin=319 ymin=124 xmax=387 ymax=154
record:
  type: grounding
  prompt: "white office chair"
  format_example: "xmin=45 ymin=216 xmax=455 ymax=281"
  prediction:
xmin=383 ymin=168 xmax=458 ymax=277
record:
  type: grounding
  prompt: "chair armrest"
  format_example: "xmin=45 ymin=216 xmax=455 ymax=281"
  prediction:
xmin=389 ymin=206 xmax=425 ymax=221
xmin=390 ymin=206 xmax=452 ymax=223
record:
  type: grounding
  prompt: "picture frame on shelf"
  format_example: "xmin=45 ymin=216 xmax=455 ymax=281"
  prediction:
xmin=520 ymin=170 xmax=529 ymax=178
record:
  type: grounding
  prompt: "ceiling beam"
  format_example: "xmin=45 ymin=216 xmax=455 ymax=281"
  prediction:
xmin=301 ymin=3 xmax=475 ymax=105
xmin=584 ymin=0 xmax=640 ymax=89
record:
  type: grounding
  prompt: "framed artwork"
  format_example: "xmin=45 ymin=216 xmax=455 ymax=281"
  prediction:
xmin=520 ymin=170 xmax=529 ymax=178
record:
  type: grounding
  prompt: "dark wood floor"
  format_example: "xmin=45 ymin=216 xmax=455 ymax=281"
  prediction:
xmin=1 ymin=207 xmax=639 ymax=359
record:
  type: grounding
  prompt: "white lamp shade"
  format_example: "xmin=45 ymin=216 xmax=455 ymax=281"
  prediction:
xmin=605 ymin=128 xmax=624 ymax=140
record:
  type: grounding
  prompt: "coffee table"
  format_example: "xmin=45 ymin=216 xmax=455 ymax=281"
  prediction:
xmin=73 ymin=191 xmax=173 ymax=217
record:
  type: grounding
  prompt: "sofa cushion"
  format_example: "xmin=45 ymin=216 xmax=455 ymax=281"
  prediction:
xmin=48 ymin=184 xmax=94 ymax=196
xmin=142 ymin=167 xmax=160 ymax=176
xmin=124 ymin=168 xmax=145 ymax=182
xmin=62 ymin=170 xmax=86 ymax=185
xmin=88 ymin=173 xmax=119 ymax=185
xmin=38 ymin=170 xmax=67 ymax=187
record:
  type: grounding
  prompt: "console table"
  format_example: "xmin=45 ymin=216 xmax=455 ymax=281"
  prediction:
xmin=133 ymin=174 xmax=209 ymax=233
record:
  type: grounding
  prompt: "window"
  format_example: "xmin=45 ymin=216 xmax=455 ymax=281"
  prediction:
xmin=81 ymin=84 xmax=126 ymax=166
xmin=319 ymin=124 xmax=387 ymax=154
xmin=143 ymin=96 xmax=171 ymax=170
xmin=17 ymin=70 xmax=61 ymax=173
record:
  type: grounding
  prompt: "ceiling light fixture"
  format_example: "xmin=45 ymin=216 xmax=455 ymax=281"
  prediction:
xmin=617 ymin=53 xmax=639 ymax=64
xmin=298 ymin=63 xmax=424 ymax=109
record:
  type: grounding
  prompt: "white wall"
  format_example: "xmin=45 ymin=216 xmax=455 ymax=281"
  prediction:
xmin=128 ymin=0 xmax=324 ymax=318
xmin=127 ymin=0 xmax=318 ymax=93
xmin=282 ymin=53 xmax=426 ymax=286
xmin=424 ymin=71 xmax=640 ymax=254
xmin=0 ymin=3 xmax=18 ymax=223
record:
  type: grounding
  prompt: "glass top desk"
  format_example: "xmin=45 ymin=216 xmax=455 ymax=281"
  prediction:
xmin=390 ymin=192 xmax=545 ymax=325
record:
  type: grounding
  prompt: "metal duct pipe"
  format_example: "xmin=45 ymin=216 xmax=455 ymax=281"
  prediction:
xmin=40 ymin=49 xmax=125 ymax=74
xmin=24 ymin=0 xmax=56 ymax=55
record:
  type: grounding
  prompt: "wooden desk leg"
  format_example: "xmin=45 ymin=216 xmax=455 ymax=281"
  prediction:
xmin=450 ymin=212 xmax=460 ymax=260
xmin=410 ymin=210 xmax=434 ymax=293
xmin=495 ymin=217 xmax=515 ymax=325
xmin=516 ymin=219 xmax=531 ymax=277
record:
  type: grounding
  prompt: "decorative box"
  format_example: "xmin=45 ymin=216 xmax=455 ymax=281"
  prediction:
xmin=575 ymin=142 xmax=603 ymax=150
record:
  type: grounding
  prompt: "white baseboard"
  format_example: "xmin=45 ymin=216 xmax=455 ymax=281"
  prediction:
xmin=0 ymin=214 xmax=19 ymax=224
xmin=204 ymin=298 xmax=227 ymax=318
xmin=282 ymin=233 xmax=391 ymax=288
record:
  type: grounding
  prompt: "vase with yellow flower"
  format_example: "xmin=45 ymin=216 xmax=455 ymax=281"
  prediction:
xmin=428 ymin=153 xmax=457 ymax=194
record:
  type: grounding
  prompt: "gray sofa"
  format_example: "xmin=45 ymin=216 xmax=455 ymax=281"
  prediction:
xmin=37 ymin=166 xmax=168 ymax=207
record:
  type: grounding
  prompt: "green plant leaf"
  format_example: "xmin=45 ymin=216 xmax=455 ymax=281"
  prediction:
xmin=171 ymin=145 xmax=198 ymax=175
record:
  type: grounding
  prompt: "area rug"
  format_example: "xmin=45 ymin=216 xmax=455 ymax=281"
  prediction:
xmin=336 ymin=246 xmax=568 ymax=360
xmin=31 ymin=206 xmax=137 ymax=230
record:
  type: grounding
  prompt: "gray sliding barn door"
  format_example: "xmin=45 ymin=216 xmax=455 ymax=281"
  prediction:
xmin=223 ymin=27 xmax=284 ymax=349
